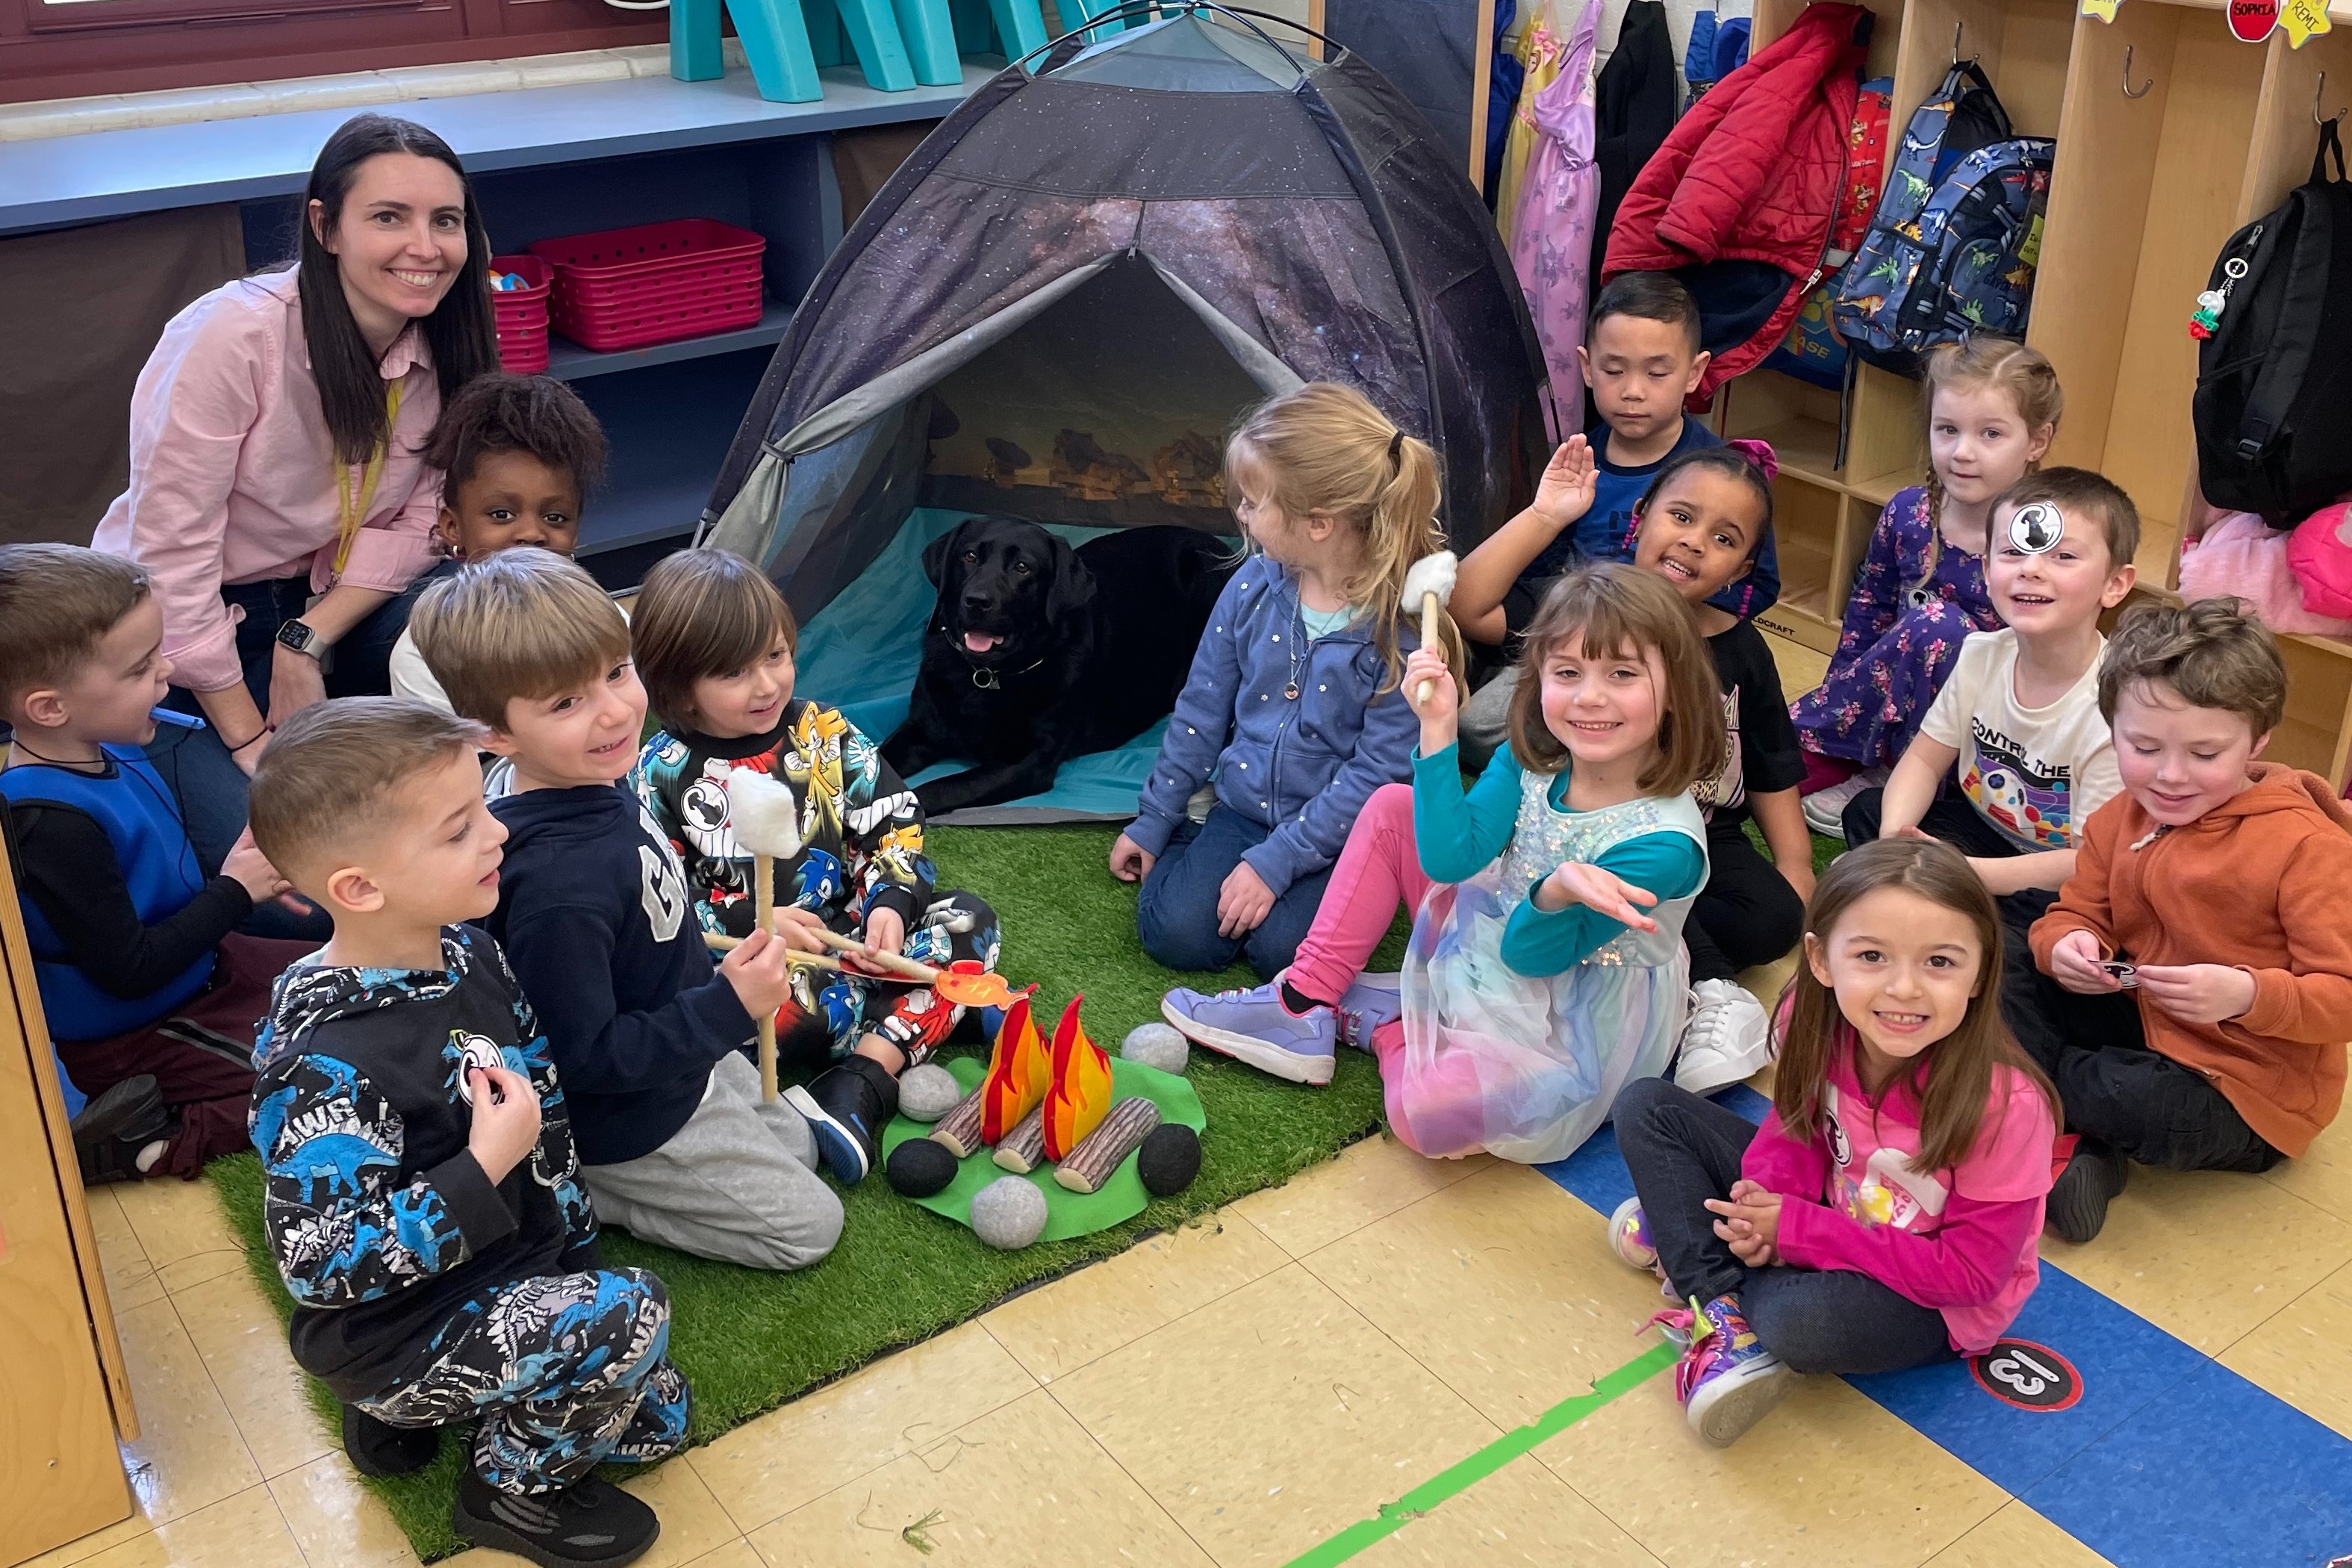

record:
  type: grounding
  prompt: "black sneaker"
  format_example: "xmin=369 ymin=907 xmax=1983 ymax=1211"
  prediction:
xmin=72 ymin=1075 xmax=169 ymax=1186
xmin=341 ymin=1403 xmax=439 ymax=1478
xmin=783 ymin=1055 xmax=898 ymax=1184
xmin=451 ymin=1468 xmax=659 ymax=1568
xmin=2047 ymin=1138 xmax=2129 ymax=1244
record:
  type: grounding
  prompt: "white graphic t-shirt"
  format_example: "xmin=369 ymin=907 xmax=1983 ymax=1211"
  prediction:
xmin=1920 ymin=628 xmax=2121 ymax=852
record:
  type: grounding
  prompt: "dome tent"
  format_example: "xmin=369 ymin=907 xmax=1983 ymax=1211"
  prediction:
xmin=698 ymin=6 xmax=1551 ymax=821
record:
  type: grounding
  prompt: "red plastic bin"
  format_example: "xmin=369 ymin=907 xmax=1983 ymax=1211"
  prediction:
xmin=488 ymin=253 xmax=553 ymax=374
xmin=528 ymin=219 xmax=767 ymax=354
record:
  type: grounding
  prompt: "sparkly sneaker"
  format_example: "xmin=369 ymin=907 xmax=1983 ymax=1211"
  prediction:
xmin=1676 ymin=1293 xmax=1793 ymax=1447
xmin=1335 ymin=973 xmax=1403 ymax=1051
xmin=1673 ymin=980 xmax=1775 ymax=1094
xmin=1802 ymin=766 xmax=1887 ymax=838
xmin=1607 ymin=1196 xmax=1659 ymax=1272
xmin=1161 ymin=980 xmax=1337 ymax=1086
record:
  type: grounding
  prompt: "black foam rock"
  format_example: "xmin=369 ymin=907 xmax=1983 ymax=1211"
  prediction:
xmin=886 ymin=1137 xmax=958 ymax=1199
xmin=1136 ymin=1124 xmax=1201 ymax=1196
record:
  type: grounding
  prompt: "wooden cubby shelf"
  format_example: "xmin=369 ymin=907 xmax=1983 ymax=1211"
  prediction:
xmin=1724 ymin=0 xmax=2352 ymax=785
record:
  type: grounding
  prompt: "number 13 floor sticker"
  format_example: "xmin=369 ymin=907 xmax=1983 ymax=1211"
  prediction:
xmin=1970 ymin=1339 xmax=2085 ymax=1412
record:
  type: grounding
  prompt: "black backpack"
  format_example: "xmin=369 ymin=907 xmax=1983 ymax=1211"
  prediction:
xmin=2194 ymin=120 xmax=2352 ymax=524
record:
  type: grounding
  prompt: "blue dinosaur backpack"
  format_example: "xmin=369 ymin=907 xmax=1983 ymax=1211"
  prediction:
xmin=1831 ymin=61 xmax=2055 ymax=376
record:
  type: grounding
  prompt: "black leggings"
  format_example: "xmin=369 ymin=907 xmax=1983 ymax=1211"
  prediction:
xmin=1614 ymin=1077 xmax=1956 ymax=1376
xmin=1685 ymin=827 xmax=1805 ymax=984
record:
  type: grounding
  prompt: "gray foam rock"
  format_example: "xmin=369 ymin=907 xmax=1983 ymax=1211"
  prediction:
xmin=897 ymin=1063 xmax=963 ymax=1123
xmin=970 ymin=1175 xmax=1049 ymax=1251
xmin=1121 ymin=1021 xmax=1189 ymax=1074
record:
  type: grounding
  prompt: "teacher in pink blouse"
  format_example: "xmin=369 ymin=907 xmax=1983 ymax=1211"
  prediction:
xmin=94 ymin=114 xmax=498 ymax=774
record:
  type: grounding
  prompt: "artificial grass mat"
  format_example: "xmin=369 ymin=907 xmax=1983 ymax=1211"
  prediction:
xmin=205 ymin=822 xmax=1406 ymax=1560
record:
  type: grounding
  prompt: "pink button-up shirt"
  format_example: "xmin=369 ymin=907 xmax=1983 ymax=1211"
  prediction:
xmin=92 ymin=266 xmax=445 ymax=694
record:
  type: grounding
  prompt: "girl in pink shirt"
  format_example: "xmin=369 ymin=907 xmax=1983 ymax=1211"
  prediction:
xmin=1609 ymin=838 xmax=2058 ymax=1447
xmin=93 ymin=114 xmax=497 ymax=777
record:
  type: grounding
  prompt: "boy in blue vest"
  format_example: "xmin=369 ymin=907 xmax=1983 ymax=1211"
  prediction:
xmin=0 ymin=544 xmax=311 ymax=1185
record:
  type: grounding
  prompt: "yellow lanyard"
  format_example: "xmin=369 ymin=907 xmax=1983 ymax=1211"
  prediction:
xmin=331 ymin=379 xmax=405 ymax=578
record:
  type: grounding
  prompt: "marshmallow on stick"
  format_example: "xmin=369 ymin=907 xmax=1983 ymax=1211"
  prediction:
xmin=727 ymin=770 xmax=803 ymax=1103
xmin=1400 ymin=550 xmax=1457 ymax=706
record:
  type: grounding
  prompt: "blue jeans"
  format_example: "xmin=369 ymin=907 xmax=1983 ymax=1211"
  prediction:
xmin=1136 ymin=804 xmax=1335 ymax=980
xmin=140 ymin=715 xmax=332 ymax=942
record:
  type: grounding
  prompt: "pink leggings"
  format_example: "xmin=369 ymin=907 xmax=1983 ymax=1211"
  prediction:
xmin=1288 ymin=783 xmax=1425 ymax=1004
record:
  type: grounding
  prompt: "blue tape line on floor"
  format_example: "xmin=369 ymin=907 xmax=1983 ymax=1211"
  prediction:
xmin=1537 ymin=1085 xmax=2352 ymax=1568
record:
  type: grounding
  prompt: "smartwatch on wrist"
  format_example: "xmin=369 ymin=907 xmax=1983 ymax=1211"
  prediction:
xmin=275 ymin=619 xmax=324 ymax=660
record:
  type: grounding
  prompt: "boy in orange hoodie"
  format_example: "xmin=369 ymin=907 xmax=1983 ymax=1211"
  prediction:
xmin=2015 ymin=599 xmax=2352 ymax=1243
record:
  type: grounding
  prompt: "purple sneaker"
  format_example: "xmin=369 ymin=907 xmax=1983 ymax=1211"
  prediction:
xmin=1675 ymin=1293 xmax=1792 ymax=1446
xmin=1335 ymin=973 xmax=1402 ymax=1051
xmin=1161 ymin=980 xmax=1337 ymax=1086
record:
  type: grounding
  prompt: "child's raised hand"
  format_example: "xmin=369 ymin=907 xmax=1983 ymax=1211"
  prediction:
xmin=2048 ymin=930 xmax=2122 ymax=995
xmin=1403 ymin=646 xmax=1458 ymax=728
xmin=1530 ymin=435 xmax=1599 ymax=532
xmin=1537 ymin=861 xmax=1661 ymax=931
xmin=1109 ymin=832 xmax=1157 ymax=884
xmin=2134 ymin=962 xmax=2257 ymax=1024
xmin=718 ymin=925 xmax=798 ymax=1020
xmin=465 ymin=1060 xmax=542 ymax=1184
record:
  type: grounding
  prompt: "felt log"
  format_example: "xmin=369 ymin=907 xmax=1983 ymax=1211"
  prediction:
xmin=1399 ymin=550 xmax=1457 ymax=706
xmin=1054 ymin=1096 xmax=1162 ymax=1194
xmin=930 ymin=1088 xmax=986 ymax=1158
xmin=727 ymin=770 xmax=804 ymax=1104
xmin=991 ymin=1105 xmax=1048 ymax=1173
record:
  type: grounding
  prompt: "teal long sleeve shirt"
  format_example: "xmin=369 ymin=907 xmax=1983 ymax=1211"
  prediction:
xmin=1411 ymin=744 xmax=1706 ymax=978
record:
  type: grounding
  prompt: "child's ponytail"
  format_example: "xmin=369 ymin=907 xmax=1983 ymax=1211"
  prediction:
xmin=1227 ymin=382 xmax=1463 ymax=695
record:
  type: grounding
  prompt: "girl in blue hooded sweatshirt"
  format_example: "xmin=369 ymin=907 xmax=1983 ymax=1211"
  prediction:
xmin=1111 ymin=382 xmax=1461 ymax=980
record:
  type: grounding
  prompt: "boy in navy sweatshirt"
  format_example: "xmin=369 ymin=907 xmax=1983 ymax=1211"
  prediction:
xmin=408 ymin=549 xmax=841 ymax=1272
xmin=246 ymin=698 xmax=686 ymax=1568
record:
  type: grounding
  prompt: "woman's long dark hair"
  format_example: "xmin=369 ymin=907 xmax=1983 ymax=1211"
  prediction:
xmin=299 ymin=114 xmax=497 ymax=464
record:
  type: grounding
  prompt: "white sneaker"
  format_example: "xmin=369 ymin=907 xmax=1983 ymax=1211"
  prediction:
xmin=1800 ymin=766 xmax=1887 ymax=839
xmin=1674 ymin=980 xmax=1774 ymax=1094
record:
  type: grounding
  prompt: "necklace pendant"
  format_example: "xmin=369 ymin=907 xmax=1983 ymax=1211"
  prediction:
xmin=1284 ymin=681 xmax=1301 ymax=701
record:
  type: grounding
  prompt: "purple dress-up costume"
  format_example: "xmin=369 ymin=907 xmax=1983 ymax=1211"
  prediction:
xmin=1791 ymin=486 xmax=2000 ymax=768
xmin=1508 ymin=0 xmax=1602 ymax=436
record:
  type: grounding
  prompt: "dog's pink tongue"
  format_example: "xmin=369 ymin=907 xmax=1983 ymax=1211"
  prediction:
xmin=963 ymin=632 xmax=1002 ymax=654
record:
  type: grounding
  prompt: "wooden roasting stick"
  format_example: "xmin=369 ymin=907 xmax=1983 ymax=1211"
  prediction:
xmin=701 ymin=931 xmax=848 ymax=971
xmin=1400 ymin=550 xmax=1457 ymax=706
xmin=725 ymin=771 xmax=806 ymax=1104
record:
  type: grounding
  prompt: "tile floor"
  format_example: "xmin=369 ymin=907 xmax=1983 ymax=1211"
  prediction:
xmin=29 ymin=632 xmax=2352 ymax=1568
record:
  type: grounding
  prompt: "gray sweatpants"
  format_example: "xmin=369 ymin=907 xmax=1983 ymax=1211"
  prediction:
xmin=1458 ymin=665 xmax=1519 ymax=774
xmin=582 ymin=1051 xmax=844 ymax=1272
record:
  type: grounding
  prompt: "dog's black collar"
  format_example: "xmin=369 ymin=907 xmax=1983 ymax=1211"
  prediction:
xmin=934 ymin=622 xmax=1045 ymax=689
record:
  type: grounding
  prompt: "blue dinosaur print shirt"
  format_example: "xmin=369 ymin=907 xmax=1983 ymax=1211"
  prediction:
xmin=249 ymin=926 xmax=597 ymax=1401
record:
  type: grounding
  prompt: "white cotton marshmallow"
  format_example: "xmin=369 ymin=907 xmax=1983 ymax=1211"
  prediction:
xmin=729 ymin=769 xmax=805 ymax=859
xmin=1400 ymin=550 xmax=1458 ymax=613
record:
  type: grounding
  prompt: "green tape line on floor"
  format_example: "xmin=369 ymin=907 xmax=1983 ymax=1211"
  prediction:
xmin=1284 ymin=1339 xmax=1681 ymax=1568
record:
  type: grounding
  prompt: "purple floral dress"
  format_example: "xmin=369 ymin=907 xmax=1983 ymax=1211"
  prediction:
xmin=1791 ymin=486 xmax=2000 ymax=768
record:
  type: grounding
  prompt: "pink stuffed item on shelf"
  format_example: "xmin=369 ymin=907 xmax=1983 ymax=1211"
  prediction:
xmin=2177 ymin=511 xmax=2352 ymax=637
xmin=2288 ymin=503 xmax=2352 ymax=623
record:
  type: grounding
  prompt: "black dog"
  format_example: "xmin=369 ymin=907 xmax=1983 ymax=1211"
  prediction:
xmin=883 ymin=517 xmax=1233 ymax=815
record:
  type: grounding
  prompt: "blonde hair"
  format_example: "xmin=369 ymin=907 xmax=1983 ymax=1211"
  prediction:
xmin=408 ymin=548 xmax=630 ymax=729
xmin=1506 ymin=563 xmax=1725 ymax=795
xmin=630 ymin=548 xmax=800 ymax=732
xmin=1778 ymin=839 xmax=2056 ymax=1175
xmin=249 ymin=698 xmax=485 ymax=880
xmin=1917 ymin=338 xmax=2065 ymax=595
xmin=1226 ymin=382 xmax=1462 ymax=694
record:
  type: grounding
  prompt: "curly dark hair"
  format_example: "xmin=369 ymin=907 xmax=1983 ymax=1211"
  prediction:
xmin=424 ymin=373 xmax=608 ymax=499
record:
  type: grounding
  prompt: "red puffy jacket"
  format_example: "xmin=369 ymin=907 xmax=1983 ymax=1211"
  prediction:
xmin=1602 ymin=2 xmax=1869 ymax=399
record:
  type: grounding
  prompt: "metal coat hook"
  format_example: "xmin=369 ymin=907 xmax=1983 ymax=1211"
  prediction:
xmin=1952 ymin=20 xmax=1965 ymax=62
xmin=2319 ymin=72 xmax=2346 ymax=125
xmin=2122 ymin=45 xmax=2153 ymax=99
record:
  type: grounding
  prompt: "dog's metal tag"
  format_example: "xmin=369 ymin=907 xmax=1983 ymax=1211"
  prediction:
xmin=2007 ymin=501 xmax=2063 ymax=556
xmin=972 ymin=668 xmax=1000 ymax=691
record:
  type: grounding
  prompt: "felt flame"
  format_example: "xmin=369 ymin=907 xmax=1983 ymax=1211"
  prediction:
xmin=1042 ymin=995 xmax=1113 ymax=1164
xmin=980 ymin=995 xmax=1051 ymax=1145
